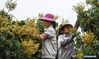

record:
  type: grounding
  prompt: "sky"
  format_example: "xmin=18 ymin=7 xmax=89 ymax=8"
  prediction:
xmin=0 ymin=0 xmax=88 ymax=26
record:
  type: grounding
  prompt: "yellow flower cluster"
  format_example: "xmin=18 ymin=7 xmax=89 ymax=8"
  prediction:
xmin=23 ymin=19 xmax=40 ymax=39
xmin=0 ymin=16 xmax=12 ymax=33
xmin=76 ymin=50 xmax=83 ymax=59
xmin=0 ymin=15 xmax=41 ymax=58
xmin=21 ymin=39 xmax=40 ymax=57
xmin=19 ymin=19 xmax=41 ymax=41
xmin=70 ymin=27 xmax=77 ymax=34
xmin=82 ymin=30 xmax=97 ymax=46
xmin=87 ymin=17 xmax=90 ymax=24
xmin=13 ymin=19 xmax=41 ymax=57
xmin=98 ymin=2 xmax=99 ymax=6
xmin=72 ymin=2 xmax=85 ymax=14
xmin=5 ymin=0 xmax=17 ymax=11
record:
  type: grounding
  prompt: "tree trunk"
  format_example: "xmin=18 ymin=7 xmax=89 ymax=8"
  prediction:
xmin=74 ymin=17 xmax=80 ymax=31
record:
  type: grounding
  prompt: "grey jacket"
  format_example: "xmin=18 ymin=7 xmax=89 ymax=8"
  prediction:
xmin=42 ymin=26 xmax=57 ymax=59
xmin=58 ymin=34 xmax=75 ymax=59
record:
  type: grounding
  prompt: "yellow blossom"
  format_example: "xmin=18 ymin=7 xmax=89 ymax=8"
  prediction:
xmin=76 ymin=50 xmax=83 ymax=59
xmin=70 ymin=27 xmax=77 ymax=34
xmin=82 ymin=30 xmax=97 ymax=46
xmin=21 ymin=39 xmax=40 ymax=57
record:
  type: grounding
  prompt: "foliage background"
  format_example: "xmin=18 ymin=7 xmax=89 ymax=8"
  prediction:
xmin=0 ymin=0 xmax=99 ymax=59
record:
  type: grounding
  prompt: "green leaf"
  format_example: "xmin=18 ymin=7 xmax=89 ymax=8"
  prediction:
xmin=0 ymin=36 xmax=6 ymax=43
xmin=5 ymin=50 xmax=10 ymax=57
xmin=93 ymin=41 xmax=99 ymax=46
xmin=0 ymin=36 xmax=6 ymax=41
xmin=2 ymin=30 xmax=7 ymax=36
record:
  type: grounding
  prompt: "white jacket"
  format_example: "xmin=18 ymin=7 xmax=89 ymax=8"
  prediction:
xmin=42 ymin=26 xmax=57 ymax=59
xmin=58 ymin=34 xmax=75 ymax=59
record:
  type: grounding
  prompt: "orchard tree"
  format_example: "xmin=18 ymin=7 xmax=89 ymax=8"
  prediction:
xmin=73 ymin=0 xmax=99 ymax=58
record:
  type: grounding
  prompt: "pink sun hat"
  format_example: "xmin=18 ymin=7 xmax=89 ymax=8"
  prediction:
xmin=39 ymin=13 xmax=55 ymax=22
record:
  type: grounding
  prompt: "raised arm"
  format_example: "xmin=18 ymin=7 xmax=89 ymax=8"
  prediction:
xmin=61 ymin=35 xmax=73 ymax=47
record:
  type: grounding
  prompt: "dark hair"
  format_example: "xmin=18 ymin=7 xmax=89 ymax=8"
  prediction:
xmin=58 ymin=28 xmax=64 ymax=35
xmin=51 ymin=21 xmax=56 ymax=29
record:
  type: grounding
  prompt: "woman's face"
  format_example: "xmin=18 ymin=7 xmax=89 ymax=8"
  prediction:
xmin=63 ymin=27 xmax=70 ymax=34
xmin=41 ymin=21 xmax=51 ymax=28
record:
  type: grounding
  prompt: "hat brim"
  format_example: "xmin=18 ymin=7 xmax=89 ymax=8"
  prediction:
xmin=39 ymin=17 xmax=55 ymax=22
xmin=61 ymin=24 xmax=73 ymax=29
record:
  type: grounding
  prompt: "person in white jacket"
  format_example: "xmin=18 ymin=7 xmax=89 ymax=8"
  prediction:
xmin=58 ymin=24 xmax=75 ymax=59
xmin=39 ymin=13 xmax=57 ymax=59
